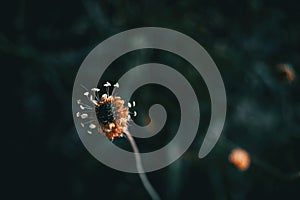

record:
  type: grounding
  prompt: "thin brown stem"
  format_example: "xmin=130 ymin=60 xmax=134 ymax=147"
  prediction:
xmin=123 ymin=130 xmax=160 ymax=200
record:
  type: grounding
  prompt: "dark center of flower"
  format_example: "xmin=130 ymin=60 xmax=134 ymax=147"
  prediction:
xmin=95 ymin=101 xmax=114 ymax=125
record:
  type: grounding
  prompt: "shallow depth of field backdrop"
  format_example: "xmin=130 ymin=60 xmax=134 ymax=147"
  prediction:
xmin=2 ymin=0 xmax=300 ymax=200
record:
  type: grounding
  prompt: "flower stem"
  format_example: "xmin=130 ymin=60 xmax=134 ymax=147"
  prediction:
xmin=124 ymin=130 xmax=161 ymax=200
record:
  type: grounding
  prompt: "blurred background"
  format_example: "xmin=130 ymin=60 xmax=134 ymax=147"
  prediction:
xmin=2 ymin=0 xmax=300 ymax=199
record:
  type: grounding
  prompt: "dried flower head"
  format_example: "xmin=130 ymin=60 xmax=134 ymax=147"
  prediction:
xmin=229 ymin=148 xmax=251 ymax=171
xmin=76 ymin=82 xmax=137 ymax=139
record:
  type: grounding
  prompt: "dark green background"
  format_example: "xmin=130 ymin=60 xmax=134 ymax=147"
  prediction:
xmin=2 ymin=0 xmax=300 ymax=199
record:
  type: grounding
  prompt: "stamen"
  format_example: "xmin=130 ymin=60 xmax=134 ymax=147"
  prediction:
xmin=132 ymin=101 xmax=136 ymax=107
xmin=111 ymin=83 xmax=119 ymax=95
xmin=80 ymin=105 xmax=85 ymax=110
xmin=104 ymin=82 xmax=111 ymax=87
xmin=76 ymin=112 xmax=80 ymax=117
xmin=114 ymin=83 xmax=119 ymax=88
xmin=133 ymin=111 xmax=137 ymax=116
xmin=128 ymin=102 xmax=132 ymax=108
xmin=78 ymin=102 xmax=93 ymax=110
xmin=89 ymin=124 xmax=96 ymax=129
xmin=92 ymin=100 xmax=98 ymax=105
xmin=87 ymin=130 xmax=92 ymax=134
xmin=90 ymin=95 xmax=98 ymax=105
xmin=81 ymin=113 xmax=88 ymax=119
xmin=91 ymin=88 xmax=100 ymax=92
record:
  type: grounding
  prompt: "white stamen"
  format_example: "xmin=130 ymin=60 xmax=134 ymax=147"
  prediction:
xmin=91 ymin=100 xmax=98 ymax=105
xmin=104 ymin=82 xmax=111 ymax=87
xmin=84 ymin=92 xmax=89 ymax=96
xmin=128 ymin=102 xmax=132 ymax=108
xmin=102 ymin=94 xmax=107 ymax=98
xmin=133 ymin=111 xmax=137 ymax=116
xmin=80 ymin=122 xmax=85 ymax=128
xmin=78 ymin=102 xmax=92 ymax=110
xmin=76 ymin=112 xmax=80 ymax=117
xmin=89 ymin=123 xmax=96 ymax=129
xmin=81 ymin=113 xmax=88 ymax=119
xmin=89 ymin=95 xmax=97 ymax=105
xmin=87 ymin=130 xmax=92 ymax=134
xmin=114 ymin=83 xmax=119 ymax=88
xmin=91 ymin=88 xmax=100 ymax=92
xmin=132 ymin=101 xmax=136 ymax=107
xmin=77 ymin=99 xmax=81 ymax=104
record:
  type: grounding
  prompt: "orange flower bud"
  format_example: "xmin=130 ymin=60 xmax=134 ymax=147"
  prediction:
xmin=229 ymin=148 xmax=251 ymax=171
xmin=277 ymin=63 xmax=295 ymax=82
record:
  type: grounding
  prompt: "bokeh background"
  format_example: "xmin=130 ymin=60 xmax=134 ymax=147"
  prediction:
xmin=2 ymin=0 xmax=300 ymax=199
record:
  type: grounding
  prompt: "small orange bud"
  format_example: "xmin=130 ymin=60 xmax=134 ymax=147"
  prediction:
xmin=229 ymin=148 xmax=251 ymax=171
xmin=276 ymin=63 xmax=295 ymax=82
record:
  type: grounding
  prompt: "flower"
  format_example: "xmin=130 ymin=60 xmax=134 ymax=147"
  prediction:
xmin=276 ymin=63 xmax=295 ymax=83
xmin=76 ymin=82 xmax=136 ymax=139
xmin=229 ymin=148 xmax=251 ymax=171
